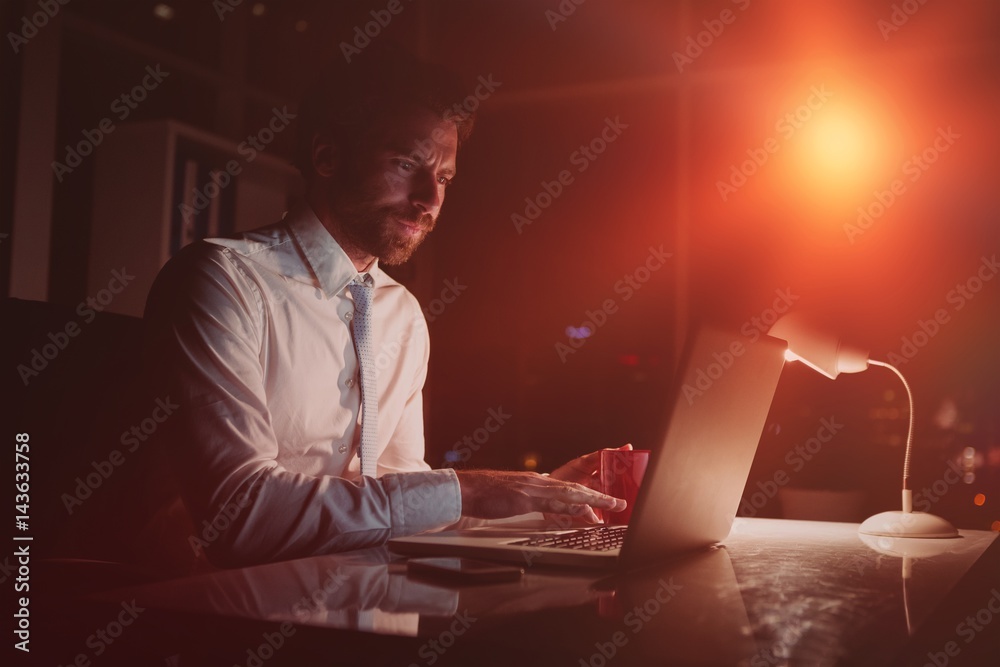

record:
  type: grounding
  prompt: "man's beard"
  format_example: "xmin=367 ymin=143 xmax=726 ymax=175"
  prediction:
xmin=331 ymin=193 xmax=435 ymax=266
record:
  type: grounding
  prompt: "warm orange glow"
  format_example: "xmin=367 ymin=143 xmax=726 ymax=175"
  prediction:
xmin=522 ymin=452 xmax=539 ymax=471
xmin=974 ymin=493 xmax=986 ymax=506
xmin=992 ymin=521 xmax=1000 ymax=533
xmin=777 ymin=81 xmax=902 ymax=219
xmin=796 ymin=108 xmax=879 ymax=183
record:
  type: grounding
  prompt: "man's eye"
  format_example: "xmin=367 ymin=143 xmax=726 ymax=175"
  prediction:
xmin=437 ymin=176 xmax=453 ymax=186
xmin=395 ymin=160 xmax=416 ymax=172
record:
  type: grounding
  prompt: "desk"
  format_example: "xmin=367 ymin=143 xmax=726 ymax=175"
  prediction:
xmin=39 ymin=519 xmax=999 ymax=666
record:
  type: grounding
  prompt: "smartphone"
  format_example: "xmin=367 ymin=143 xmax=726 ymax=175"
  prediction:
xmin=406 ymin=557 xmax=524 ymax=584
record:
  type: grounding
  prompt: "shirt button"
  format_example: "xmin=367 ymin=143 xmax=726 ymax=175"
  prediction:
xmin=345 ymin=377 xmax=354 ymax=388
xmin=344 ymin=312 xmax=352 ymax=321
xmin=338 ymin=444 xmax=347 ymax=454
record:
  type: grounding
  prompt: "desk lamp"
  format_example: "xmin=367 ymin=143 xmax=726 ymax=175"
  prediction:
xmin=768 ymin=313 xmax=958 ymax=538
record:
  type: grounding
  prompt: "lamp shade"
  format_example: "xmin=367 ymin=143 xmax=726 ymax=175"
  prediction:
xmin=768 ymin=312 xmax=869 ymax=379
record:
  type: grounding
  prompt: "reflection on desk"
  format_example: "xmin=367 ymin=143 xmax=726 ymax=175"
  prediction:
xmin=94 ymin=545 xmax=607 ymax=637
xmin=79 ymin=518 xmax=995 ymax=666
xmin=725 ymin=518 xmax=996 ymax=666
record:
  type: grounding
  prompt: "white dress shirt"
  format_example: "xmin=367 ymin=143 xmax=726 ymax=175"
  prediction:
xmin=143 ymin=203 xmax=461 ymax=566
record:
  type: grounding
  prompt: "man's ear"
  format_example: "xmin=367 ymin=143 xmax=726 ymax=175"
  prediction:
xmin=311 ymin=134 xmax=337 ymax=178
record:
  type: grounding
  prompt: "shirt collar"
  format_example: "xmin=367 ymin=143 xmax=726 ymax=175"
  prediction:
xmin=286 ymin=203 xmax=389 ymax=298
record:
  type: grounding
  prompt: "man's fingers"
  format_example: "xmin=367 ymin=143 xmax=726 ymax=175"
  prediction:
xmin=575 ymin=449 xmax=603 ymax=465
xmin=545 ymin=500 xmax=600 ymax=521
xmin=526 ymin=480 xmax=626 ymax=511
xmin=455 ymin=469 xmax=626 ymax=520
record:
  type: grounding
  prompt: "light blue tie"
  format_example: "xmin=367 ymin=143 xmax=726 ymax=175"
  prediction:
xmin=349 ymin=279 xmax=378 ymax=478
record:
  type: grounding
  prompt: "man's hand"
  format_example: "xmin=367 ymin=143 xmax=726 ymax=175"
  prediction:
xmin=545 ymin=443 xmax=632 ymax=525
xmin=549 ymin=443 xmax=633 ymax=490
xmin=454 ymin=470 xmax=626 ymax=523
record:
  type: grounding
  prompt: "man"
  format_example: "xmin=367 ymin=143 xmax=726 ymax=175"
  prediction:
xmin=144 ymin=46 xmax=624 ymax=568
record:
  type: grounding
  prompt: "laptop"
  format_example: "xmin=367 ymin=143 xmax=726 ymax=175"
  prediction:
xmin=389 ymin=327 xmax=787 ymax=569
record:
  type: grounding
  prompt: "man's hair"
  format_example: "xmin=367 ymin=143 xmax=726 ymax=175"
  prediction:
xmin=293 ymin=43 xmax=475 ymax=177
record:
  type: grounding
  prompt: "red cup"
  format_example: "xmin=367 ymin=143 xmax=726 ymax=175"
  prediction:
xmin=599 ymin=449 xmax=650 ymax=525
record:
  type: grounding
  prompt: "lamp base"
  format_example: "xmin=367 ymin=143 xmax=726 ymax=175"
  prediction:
xmin=858 ymin=511 xmax=959 ymax=538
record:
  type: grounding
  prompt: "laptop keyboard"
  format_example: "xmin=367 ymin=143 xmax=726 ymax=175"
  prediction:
xmin=508 ymin=525 xmax=627 ymax=551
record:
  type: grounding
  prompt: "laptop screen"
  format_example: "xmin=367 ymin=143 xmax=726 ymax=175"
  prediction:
xmin=621 ymin=328 xmax=787 ymax=567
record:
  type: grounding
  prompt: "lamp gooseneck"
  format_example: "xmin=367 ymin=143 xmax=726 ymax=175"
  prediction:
xmin=857 ymin=360 xmax=958 ymax=538
xmin=867 ymin=360 xmax=913 ymax=509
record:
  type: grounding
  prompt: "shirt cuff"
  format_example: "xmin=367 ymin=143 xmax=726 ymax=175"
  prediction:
xmin=382 ymin=468 xmax=462 ymax=536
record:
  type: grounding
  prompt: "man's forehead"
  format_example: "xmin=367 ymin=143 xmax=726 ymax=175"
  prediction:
xmin=370 ymin=106 xmax=458 ymax=158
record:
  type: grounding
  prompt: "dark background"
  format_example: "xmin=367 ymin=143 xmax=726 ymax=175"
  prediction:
xmin=3 ymin=0 xmax=999 ymax=532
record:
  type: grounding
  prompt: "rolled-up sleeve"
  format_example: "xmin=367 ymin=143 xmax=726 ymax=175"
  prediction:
xmin=144 ymin=243 xmax=460 ymax=567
